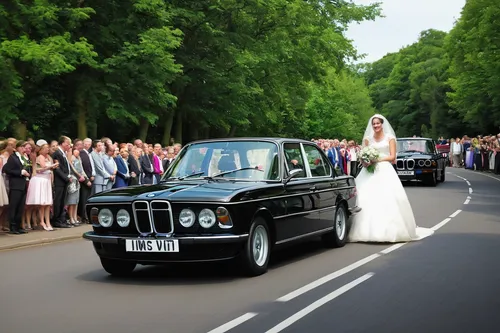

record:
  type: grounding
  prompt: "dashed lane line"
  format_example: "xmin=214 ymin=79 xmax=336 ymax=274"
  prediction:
xmin=276 ymin=253 xmax=379 ymax=302
xmin=265 ymin=273 xmax=375 ymax=333
xmin=206 ymin=312 xmax=258 ymax=333
xmin=431 ymin=218 xmax=452 ymax=232
xmin=207 ymin=173 xmax=472 ymax=333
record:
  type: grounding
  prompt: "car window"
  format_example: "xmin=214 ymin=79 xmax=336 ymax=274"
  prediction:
xmin=303 ymin=144 xmax=331 ymax=177
xmin=283 ymin=143 xmax=306 ymax=178
xmin=426 ymin=140 xmax=436 ymax=154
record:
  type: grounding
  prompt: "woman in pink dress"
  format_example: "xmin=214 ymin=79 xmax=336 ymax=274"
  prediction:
xmin=0 ymin=141 xmax=9 ymax=227
xmin=26 ymin=144 xmax=58 ymax=231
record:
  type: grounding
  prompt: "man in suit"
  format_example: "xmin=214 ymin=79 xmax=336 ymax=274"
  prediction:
xmin=140 ymin=144 xmax=154 ymax=184
xmin=78 ymin=138 xmax=95 ymax=223
xmin=51 ymin=136 xmax=73 ymax=228
xmin=3 ymin=141 xmax=31 ymax=234
xmin=91 ymin=140 xmax=110 ymax=194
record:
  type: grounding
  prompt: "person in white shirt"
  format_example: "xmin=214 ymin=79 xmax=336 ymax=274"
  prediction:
xmin=451 ymin=137 xmax=463 ymax=167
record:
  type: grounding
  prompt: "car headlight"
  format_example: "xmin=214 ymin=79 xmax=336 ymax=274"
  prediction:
xmin=198 ymin=208 xmax=216 ymax=228
xmin=179 ymin=209 xmax=196 ymax=227
xmin=116 ymin=209 xmax=130 ymax=227
xmin=98 ymin=209 xmax=113 ymax=227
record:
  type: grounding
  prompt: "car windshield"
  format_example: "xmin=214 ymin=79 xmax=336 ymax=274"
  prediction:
xmin=162 ymin=140 xmax=280 ymax=181
xmin=397 ymin=140 xmax=434 ymax=154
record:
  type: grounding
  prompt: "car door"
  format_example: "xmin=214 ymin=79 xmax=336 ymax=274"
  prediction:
xmin=275 ymin=142 xmax=316 ymax=242
xmin=302 ymin=143 xmax=337 ymax=231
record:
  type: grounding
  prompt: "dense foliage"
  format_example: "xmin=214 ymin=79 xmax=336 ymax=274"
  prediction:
xmin=362 ymin=0 xmax=500 ymax=138
xmin=0 ymin=0 xmax=380 ymax=144
xmin=3 ymin=0 xmax=498 ymax=143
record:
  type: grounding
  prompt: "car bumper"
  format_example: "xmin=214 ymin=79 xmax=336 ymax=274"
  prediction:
xmin=396 ymin=169 xmax=436 ymax=181
xmin=83 ymin=231 xmax=248 ymax=263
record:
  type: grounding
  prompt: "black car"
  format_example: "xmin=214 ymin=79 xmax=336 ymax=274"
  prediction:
xmin=83 ymin=138 xmax=360 ymax=277
xmin=394 ymin=137 xmax=446 ymax=186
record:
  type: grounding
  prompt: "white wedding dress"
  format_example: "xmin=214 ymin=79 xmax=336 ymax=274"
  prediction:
xmin=348 ymin=134 xmax=435 ymax=243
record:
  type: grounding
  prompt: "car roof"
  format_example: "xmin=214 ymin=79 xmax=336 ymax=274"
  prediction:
xmin=397 ymin=137 xmax=434 ymax=141
xmin=186 ymin=137 xmax=315 ymax=145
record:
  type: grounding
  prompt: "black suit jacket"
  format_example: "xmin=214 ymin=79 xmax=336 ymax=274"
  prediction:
xmin=139 ymin=154 xmax=154 ymax=184
xmin=3 ymin=154 xmax=28 ymax=191
xmin=52 ymin=149 xmax=70 ymax=187
xmin=80 ymin=149 xmax=93 ymax=181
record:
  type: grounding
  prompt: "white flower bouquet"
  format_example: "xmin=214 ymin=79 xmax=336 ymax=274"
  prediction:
xmin=359 ymin=146 xmax=380 ymax=173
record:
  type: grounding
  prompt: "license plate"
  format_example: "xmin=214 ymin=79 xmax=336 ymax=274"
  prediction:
xmin=125 ymin=239 xmax=179 ymax=252
xmin=397 ymin=170 xmax=414 ymax=176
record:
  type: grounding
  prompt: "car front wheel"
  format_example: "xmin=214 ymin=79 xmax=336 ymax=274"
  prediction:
xmin=100 ymin=258 xmax=136 ymax=276
xmin=239 ymin=217 xmax=271 ymax=277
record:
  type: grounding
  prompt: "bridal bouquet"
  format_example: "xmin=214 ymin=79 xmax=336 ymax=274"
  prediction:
xmin=360 ymin=146 xmax=380 ymax=173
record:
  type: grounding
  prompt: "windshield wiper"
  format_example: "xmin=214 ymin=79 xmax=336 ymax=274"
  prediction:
xmin=162 ymin=172 xmax=206 ymax=182
xmin=212 ymin=166 xmax=264 ymax=178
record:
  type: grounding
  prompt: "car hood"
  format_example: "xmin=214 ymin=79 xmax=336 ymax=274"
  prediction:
xmin=87 ymin=180 xmax=272 ymax=203
xmin=397 ymin=152 xmax=434 ymax=159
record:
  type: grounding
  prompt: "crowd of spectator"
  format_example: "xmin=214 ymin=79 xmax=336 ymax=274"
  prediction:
xmin=0 ymin=137 xmax=182 ymax=234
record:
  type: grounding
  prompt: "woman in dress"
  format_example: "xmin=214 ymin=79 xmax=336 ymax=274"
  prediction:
xmin=66 ymin=149 xmax=88 ymax=225
xmin=25 ymin=144 xmax=57 ymax=231
xmin=348 ymin=114 xmax=435 ymax=243
xmin=0 ymin=141 xmax=10 ymax=228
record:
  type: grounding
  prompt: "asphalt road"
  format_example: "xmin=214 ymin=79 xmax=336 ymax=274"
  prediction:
xmin=1 ymin=169 xmax=499 ymax=333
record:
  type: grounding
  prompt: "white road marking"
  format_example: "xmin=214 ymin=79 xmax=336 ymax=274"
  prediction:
xmin=449 ymin=210 xmax=462 ymax=218
xmin=469 ymin=187 xmax=473 ymax=194
xmin=276 ymin=254 xmax=380 ymax=302
xmin=431 ymin=218 xmax=451 ymax=231
xmin=266 ymin=273 xmax=374 ymax=333
xmin=379 ymin=242 xmax=407 ymax=254
xmin=466 ymin=181 xmax=471 ymax=186
xmin=206 ymin=312 xmax=258 ymax=333
xmin=464 ymin=196 xmax=471 ymax=205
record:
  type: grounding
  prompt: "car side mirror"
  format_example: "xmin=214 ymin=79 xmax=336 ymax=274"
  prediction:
xmin=284 ymin=168 xmax=303 ymax=184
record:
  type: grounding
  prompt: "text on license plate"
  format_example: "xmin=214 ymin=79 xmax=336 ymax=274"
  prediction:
xmin=125 ymin=239 xmax=179 ymax=252
xmin=397 ymin=170 xmax=414 ymax=176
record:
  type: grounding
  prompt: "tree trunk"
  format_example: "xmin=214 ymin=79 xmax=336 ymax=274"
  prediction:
xmin=12 ymin=121 xmax=27 ymax=139
xmin=139 ymin=119 xmax=149 ymax=142
xmin=190 ymin=122 xmax=199 ymax=141
xmin=161 ymin=111 xmax=175 ymax=146
xmin=229 ymin=125 xmax=237 ymax=137
xmin=174 ymin=110 xmax=183 ymax=144
xmin=76 ymin=88 xmax=87 ymax=139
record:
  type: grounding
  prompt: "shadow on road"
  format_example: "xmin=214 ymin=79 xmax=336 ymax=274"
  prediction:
xmin=75 ymin=237 xmax=357 ymax=285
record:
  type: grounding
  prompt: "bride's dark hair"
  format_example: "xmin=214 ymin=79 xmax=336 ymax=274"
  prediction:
xmin=372 ymin=116 xmax=384 ymax=124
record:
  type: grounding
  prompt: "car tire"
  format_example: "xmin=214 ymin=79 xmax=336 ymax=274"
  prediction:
xmin=100 ymin=258 xmax=136 ymax=276
xmin=322 ymin=204 xmax=348 ymax=248
xmin=439 ymin=168 xmax=445 ymax=182
xmin=426 ymin=171 xmax=437 ymax=187
xmin=239 ymin=217 xmax=271 ymax=277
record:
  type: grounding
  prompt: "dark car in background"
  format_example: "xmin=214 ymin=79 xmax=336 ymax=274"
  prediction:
xmin=394 ymin=137 xmax=446 ymax=186
xmin=83 ymin=138 xmax=360 ymax=277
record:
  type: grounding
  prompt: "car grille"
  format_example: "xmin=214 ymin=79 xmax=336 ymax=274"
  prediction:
xmin=132 ymin=200 xmax=174 ymax=234
xmin=396 ymin=158 xmax=415 ymax=170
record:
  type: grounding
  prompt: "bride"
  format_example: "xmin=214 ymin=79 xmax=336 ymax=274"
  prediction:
xmin=348 ymin=114 xmax=434 ymax=243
